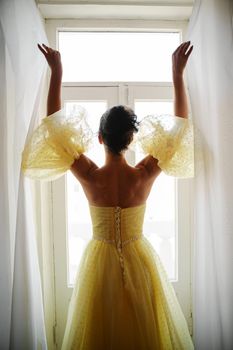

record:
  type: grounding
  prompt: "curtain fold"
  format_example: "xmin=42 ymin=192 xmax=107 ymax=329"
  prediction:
xmin=187 ymin=1 xmax=233 ymax=349
xmin=0 ymin=0 xmax=48 ymax=348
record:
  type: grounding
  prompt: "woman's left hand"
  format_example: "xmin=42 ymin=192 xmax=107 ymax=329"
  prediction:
xmin=38 ymin=43 xmax=62 ymax=77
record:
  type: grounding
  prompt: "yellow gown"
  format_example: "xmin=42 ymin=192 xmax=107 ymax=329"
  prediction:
xmin=21 ymin=108 xmax=194 ymax=350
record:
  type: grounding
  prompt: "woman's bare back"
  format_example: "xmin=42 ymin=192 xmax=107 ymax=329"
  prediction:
xmin=71 ymin=154 xmax=161 ymax=208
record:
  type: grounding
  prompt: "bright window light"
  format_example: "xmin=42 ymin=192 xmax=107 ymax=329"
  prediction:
xmin=59 ymin=31 xmax=180 ymax=82
xmin=65 ymin=101 xmax=107 ymax=286
xmin=135 ymin=101 xmax=177 ymax=281
xmin=64 ymin=30 xmax=179 ymax=286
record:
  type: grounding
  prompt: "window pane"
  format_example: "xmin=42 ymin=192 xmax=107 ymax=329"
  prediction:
xmin=135 ymin=100 xmax=173 ymax=117
xmin=59 ymin=32 xmax=180 ymax=82
xmin=135 ymin=101 xmax=177 ymax=280
xmin=66 ymin=101 xmax=107 ymax=286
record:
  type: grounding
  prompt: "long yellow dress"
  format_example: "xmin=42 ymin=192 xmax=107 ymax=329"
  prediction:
xmin=21 ymin=108 xmax=194 ymax=350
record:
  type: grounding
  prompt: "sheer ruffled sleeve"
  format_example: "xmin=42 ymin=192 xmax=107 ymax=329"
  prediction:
xmin=21 ymin=107 xmax=93 ymax=181
xmin=137 ymin=114 xmax=194 ymax=178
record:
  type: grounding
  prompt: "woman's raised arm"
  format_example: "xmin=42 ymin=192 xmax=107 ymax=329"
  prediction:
xmin=38 ymin=43 xmax=62 ymax=116
xmin=172 ymin=41 xmax=193 ymax=119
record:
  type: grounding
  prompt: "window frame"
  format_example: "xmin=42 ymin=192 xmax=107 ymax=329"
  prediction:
xmin=40 ymin=19 xmax=193 ymax=348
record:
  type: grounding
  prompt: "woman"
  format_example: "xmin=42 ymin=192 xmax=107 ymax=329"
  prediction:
xmin=22 ymin=42 xmax=194 ymax=349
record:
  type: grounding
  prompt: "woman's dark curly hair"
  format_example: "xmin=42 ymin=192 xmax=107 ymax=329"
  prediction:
xmin=99 ymin=105 xmax=139 ymax=155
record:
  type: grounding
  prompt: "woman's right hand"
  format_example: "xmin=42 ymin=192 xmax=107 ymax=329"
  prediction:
xmin=38 ymin=43 xmax=62 ymax=77
xmin=172 ymin=41 xmax=193 ymax=80
xmin=172 ymin=41 xmax=193 ymax=118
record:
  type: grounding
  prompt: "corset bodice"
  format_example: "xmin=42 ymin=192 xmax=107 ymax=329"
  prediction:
xmin=89 ymin=203 xmax=146 ymax=246
xmin=89 ymin=203 xmax=146 ymax=285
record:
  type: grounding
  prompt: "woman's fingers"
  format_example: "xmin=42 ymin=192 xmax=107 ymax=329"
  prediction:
xmin=174 ymin=42 xmax=188 ymax=54
xmin=38 ymin=43 xmax=55 ymax=55
xmin=172 ymin=41 xmax=193 ymax=76
xmin=181 ymin=41 xmax=191 ymax=55
xmin=173 ymin=42 xmax=185 ymax=55
xmin=173 ymin=41 xmax=192 ymax=56
xmin=38 ymin=43 xmax=62 ymax=73
xmin=42 ymin=43 xmax=52 ymax=52
xmin=37 ymin=43 xmax=48 ymax=56
xmin=185 ymin=45 xmax=193 ymax=58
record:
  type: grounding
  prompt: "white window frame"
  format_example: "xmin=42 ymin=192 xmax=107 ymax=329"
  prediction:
xmin=40 ymin=19 xmax=193 ymax=349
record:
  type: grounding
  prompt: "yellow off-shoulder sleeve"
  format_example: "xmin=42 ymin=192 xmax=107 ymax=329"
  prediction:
xmin=21 ymin=108 xmax=93 ymax=181
xmin=137 ymin=114 xmax=194 ymax=178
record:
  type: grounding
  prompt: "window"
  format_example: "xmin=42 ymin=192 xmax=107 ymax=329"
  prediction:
xmin=60 ymin=31 xmax=180 ymax=287
xmin=59 ymin=31 xmax=179 ymax=82
xmin=50 ymin=27 xmax=192 ymax=347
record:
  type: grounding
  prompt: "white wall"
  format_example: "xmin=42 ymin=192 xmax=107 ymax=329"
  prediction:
xmin=36 ymin=0 xmax=194 ymax=20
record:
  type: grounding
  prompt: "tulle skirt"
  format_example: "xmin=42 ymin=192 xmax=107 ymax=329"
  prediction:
xmin=61 ymin=236 xmax=194 ymax=350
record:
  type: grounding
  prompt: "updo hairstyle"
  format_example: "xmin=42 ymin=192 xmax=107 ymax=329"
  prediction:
xmin=99 ymin=105 xmax=139 ymax=155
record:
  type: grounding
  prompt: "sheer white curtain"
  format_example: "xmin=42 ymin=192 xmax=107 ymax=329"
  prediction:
xmin=0 ymin=0 xmax=48 ymax=348
xmin=187 ymin=0 xmax=233 ymax=349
